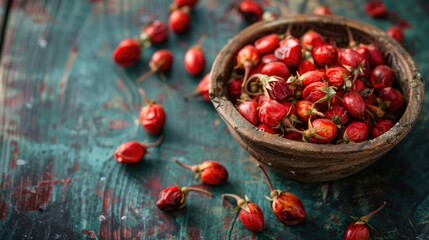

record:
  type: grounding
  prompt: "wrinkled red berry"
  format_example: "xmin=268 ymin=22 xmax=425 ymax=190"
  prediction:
xmin=114 ymin=136 xmax=163 ymax=164
xmin=379 ymin=87 xmax=404 ymax=114
xmin=258 ymin=123 xmax=277 ymax=134
xmin=238 ymin=100 xmax=259 ymax=126
xmin=350 ymin=79 xmax=366 ymax=93
xmin=326 ymin=66 xmax=350 ymax=88
xmin=237 ymin=45 xmax=260 ymax=82
xmin=324 ymin=106 xmax=350 ymax=127
xmin=246 ymin=74 xmax=293 ymax=102
xmin=301 ymin=30 xmax=325 ymax=51
xmin=140 ymin=102 xmax=167 ymax=135
xmin=344 ymin=202 xmax=386 ymax=240
xmin=141 ymin=21 xmax=168 ymax=45
xmin=304 ymin=118 xmax=338 ymax=143
xmin=372 ymin=119 xmax=395 ymax=138
xmin=258 ymin=165 xmax=306 ymax=225
xmin=222 ymin=194 xmax=265 ymax=233
xmin=365 ymin=1 xmax=387 ymax=19
xmin=343 ymin=92 xmax=366 ymax=119
xmin=173 ymin=158 xmax=228 ymax=185
xmin=299 ymin=70 xmax=325 ymax=86
xmin=341 ymin=49 xmax=365 ymax=76
xmin=343 ymin=121 xmax=368 ymax=143
xmin=275 ymin=38 xmax=302 ymax=67
xmin=258 ymin=98 xmax=287 ymax=127
xmin=312 ymin=44 xmax=338 ymax=67
xmin=255 ymin=34 xmax=280 ymax=55
xmin=302 ymin=81 xmax=336 ymax=104
xmin=156 ymin=185 xmax=212 ymax=212
xmin=138 ymin=49 xmax=174 ymax=82
xmin=295 ymin=100 xmax=324 ymax=122
xmin=113 ymin=38 xmax=141 ymax=67
xmin=387 ymin=26 xmax=404 ymax=44
xmin=298 ymin=60 xmax=316 ymax=75
xmin=370 ymin=65 xmax=394 ymax=90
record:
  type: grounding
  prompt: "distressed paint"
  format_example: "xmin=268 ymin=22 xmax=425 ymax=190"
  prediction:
xmin=0 ymin=0 xmax=428 ymax=239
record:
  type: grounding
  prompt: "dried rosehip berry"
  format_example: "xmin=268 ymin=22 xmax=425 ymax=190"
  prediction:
xmin=378 ymin=87 xmax=404 ymax=114
xmin=258 ymin=98 xmax=287 ymax=127
xmin=372 ymin=119 xmax=395 ymax=138
xmin=350 ymin=79 xmax=366 ymax=93
xmin=228 ymin=78 xmax=243 ymax=100
xmin=303 ymin=118 xmax=338 ymax=143
xmin=260 ymin=62 xmax=290 ymax=79
xmin=298 ymin=70 xmax=325 ymax=87
xmin=343 ymin=121 xmax=369 ymax=143
xmin=238 ymin=0 xmax=264 ymax=23
xmin=365 ymin=1 xmax=387 ymax=19
xmin=312 ymin=44 xmax=338 ymax=67
xmin=114 ymin=136 xmax=163 ymax=164
xmin=301 ymin=30 xmax=325 ymax=51
xmin=245 ymin=74 xmax=292 ymax=102
xmin=275 ymin=38 xmax=302 ymax=67
xmin=140 ymin=21 xmax=168 ymax=45
xmin=195 ymin=73 xmax=211 ymax=102
xmin=156 ymin=185 xmax=212 ymax=212
xmin=343 ymin=92 xmax=366 ymax=119
xmin=173 ymin=158 xmax=228 ymax=185
xmin=113 ymin=38 xmax=141 ymax=67
xmin=302 ymin=81 xmax=336 ymax=104
xmin=326 ymin=66 xmax=350 ymax=88
xmin=258 ymin=123 xmax=277 ymax=134
xmin=370 ymin=65 xmax=394 ymax=91
xmin=254 ymin=34 xmax=280 ymax=55
xmin=237 ymin=45 xmax=260 ymax=83
xmin=387 ymin=26 xmax=405 ymax=44
xmin=344 ymin=202 xmax=386 ymax=240
xmin=138 ymin=49 xmax=174 ymax=82
xmin=238 ymin=100 xmax=259 ymax=126
xmin=185 ymin=35 xmax=206 ymax=76
xmin=139 ymin=89 xmax=167 ymax=135
xmin=298 ymin=60 xmax=316 ymax=75
xmin=222 ymin=194 xmax=265 ymax=233
xmin=261 ymin=54 xmax=278 ymax=64
xmin=365 ymin=44 xmax=385 ymax=67
xmin=341 ymin=49 xmax=365 ymax=76
xmin=295 ymin=100 xmax=324 ymax=122
xmin=258 ymin=165 xmax=306 ymax=225
xmin=169 ymin=7 xmax=191 ymax=34
xmin=324 ymin=106 xmax=350 ymax=127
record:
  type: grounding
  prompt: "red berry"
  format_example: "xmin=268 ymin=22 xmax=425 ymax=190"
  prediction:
xmin=343 ymin=121 xmax=368 ymax=143
xmin=258 ymin=98 xmax=287 ymax=127
xmin=370 ymin=65 xmax=394 ymax=90
xmin=283 ymin=131 xmax=302 ymax=141
xmin=341 ymin=49 xmax=365 ymax=75
xmin=298 ymin=60 xmax=316 ymax=75
xmin=304 ymin=118 xmax=338 ymax=143
xmin=138 ymin=49 xmax=174 ymax=82
xmin=238 ymin=0 xmax=264 ymax=23
xmin=156 ymin=185 xmax=212 ymax=212
xmin=301 ymin=30 xmax=326 ymax=51
xmin=350 ymin=79 xmax=366 ymax=93
xmin=343 ymin=92 xmax=367 ymax=119
xmin=365 ymin=1 xmax=387 ymax=19
xmin=175 ymin=0 xmax=198 ymax=8
xmin=169 ymin=8 xmax=191 ymax=34
xmin=185 ymin=36 xmax=206 ymax=76
xmin=113 ymin=38 xmax=141 ymax=67
xmin=237 ymin=45 xmax=260 ymax=82
xmin=261 ymin=62 xmax=290 ymax=79
xmin=302 ymin=82 xmax=336 ymax=104
xmin=140 ymin=102 xmax=167 ymax=135
xmin=173 ymin=158 xmax=228 ymax=185
xmin=114 ymin=137 xmax=163 ymax=164
xmin=222 ymin=194 xmax=265 ymax=233
xmin=246 ymin=74 xmax=293 ymax=102
xmin=228 ymin=78 xmax=243 ymax=100
xmin=275 ymin=38 xmax=302 ymax=67
xmin=313 ymin=6 xmax=333 ymax=15
xmin=258 ymin=123 xmax=277 ymax=134
xmin=238 ymin=100 xmax=259 ymax=126
xmin=141 ymin=21 xmax=168 ymax=45
xmin=378 ymin=87 xmax=404 ymax=114
xmin=365 ymin=44 xmax=385 ymax=67
xmin=372 ymin=119 xmax=395 ymax=138
xmin=344 ymin=202 xmax=386 ymax=240
xmin=196 ymin=73 xmax=211 ymax=102
xmin=258 ymin=165 xmax=306 ymax=225
xmin=312 ymin=44 xmax=338 ymax=67
xmin=254 ymin=34 xmax=280 ymax=55
xmin=324 ymin=106 xmax=350 ymax=127
xmin=326 ymin=66 xmax=350 ymax=88
xmin=387 ymin=26 xmax=405 ymax=44
xmin=299 ymin=71 xmax=325 ymax=86
xmin=261 ymin=54 xmax=278 ymax=64
xmin=295 ymin=100 xmax=324 ymax=122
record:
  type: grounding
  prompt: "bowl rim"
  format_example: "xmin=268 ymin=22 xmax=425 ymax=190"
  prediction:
xmin=210 ymin=14 xmax=425 ymax=155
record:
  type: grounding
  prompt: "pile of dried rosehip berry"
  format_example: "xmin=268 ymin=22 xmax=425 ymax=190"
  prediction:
xmin=230 ymin=27 xmax=404 ymax=143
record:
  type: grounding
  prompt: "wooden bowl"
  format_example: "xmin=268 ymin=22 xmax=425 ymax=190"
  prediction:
xmin=209 ymin=14 xmax=425 ymax=182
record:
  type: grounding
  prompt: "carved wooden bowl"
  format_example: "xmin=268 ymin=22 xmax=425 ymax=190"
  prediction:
xmin=210 ymin=14 xmax=425 ymax=182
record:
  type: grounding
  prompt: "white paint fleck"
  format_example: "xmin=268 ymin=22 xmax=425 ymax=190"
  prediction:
xmin=38 ymin=37 xmax=47 ymax=49
xmin=100 ymin=177 xmax=106 ymax=181
xmin=25 ymin=102 xmax=33 ymax=109
xmin=121 ymin=216 xmax=127 ymax=220
xmin=17 ymin=159 xmax=27 ymax=165
xmin=98 ymin=215 xmax=106 ymax=221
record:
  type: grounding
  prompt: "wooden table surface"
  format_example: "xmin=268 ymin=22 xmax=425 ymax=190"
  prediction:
xmin=0 ymin=0 xmax=428 ymax=239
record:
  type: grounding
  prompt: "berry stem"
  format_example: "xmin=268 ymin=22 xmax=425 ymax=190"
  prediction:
xmin=137 ymin=70 xmax=155 ymax=83
xmin=143 ymin=135 xmax=164 ymax=148
xmin=361 ymin=201 xmax=386 ymax=222
xmin=346 ymin=27 xmax=357 ymax=47
xmin=195 ymin=34 xmax=207 ymax=48
xmin=139 ymin=88 xmax=151 ymax=104
xmin=257 ymin=164 xmax=276 ymax=192
xmin=173 ymin=157 xmax=197 ymax=172
xmin=222 ymin=193 xmax=249 ymax=212
xmin=182 ymin=187 xmax=213 ymax=197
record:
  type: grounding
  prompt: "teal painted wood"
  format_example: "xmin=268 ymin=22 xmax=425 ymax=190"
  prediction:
xmin=0 ymin=0 xmax=428 ymax=239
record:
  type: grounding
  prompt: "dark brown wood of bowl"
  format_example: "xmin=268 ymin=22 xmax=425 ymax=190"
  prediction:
xmin=209 ymin=14 xmax=425 ymax=182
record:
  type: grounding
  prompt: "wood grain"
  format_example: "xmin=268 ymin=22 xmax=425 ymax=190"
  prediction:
xmin=0 ymin=0 xmax=428 ymax=239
